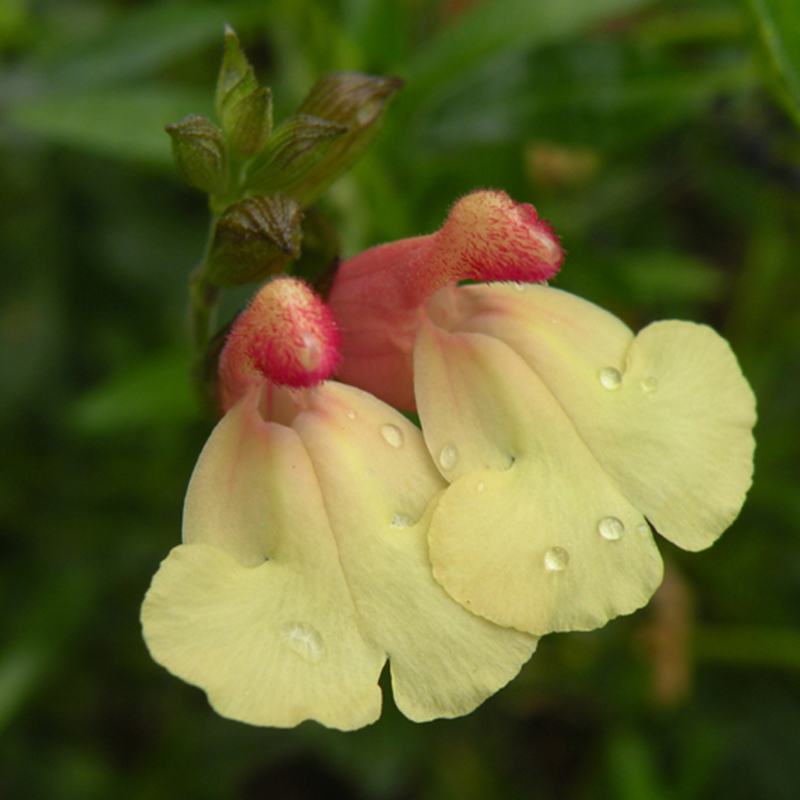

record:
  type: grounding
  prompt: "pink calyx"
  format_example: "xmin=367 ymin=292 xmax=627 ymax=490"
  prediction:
xmin=328 ymin=189 xmax=563 ymax=409
xmin=219 ymin=277 xmax=341 ymax=411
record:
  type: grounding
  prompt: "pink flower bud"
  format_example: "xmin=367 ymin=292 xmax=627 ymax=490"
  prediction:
xmin=219 ymin=277 xmax=341 ymax=410
xmin=328 ymin=190 xmax=563 ymax=409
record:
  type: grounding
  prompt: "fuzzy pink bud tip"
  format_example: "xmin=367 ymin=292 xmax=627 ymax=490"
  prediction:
xmin=327 ymin=189 xmax=563 ymax=410
xmin=418 ymin=190 xmax=563 ymax=295
xmin=219 ymin=277 xmax=341 ymax=410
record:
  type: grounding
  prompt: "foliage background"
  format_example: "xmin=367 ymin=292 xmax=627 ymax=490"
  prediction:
xmin=2 ymin=0 xmax=799 ymax=797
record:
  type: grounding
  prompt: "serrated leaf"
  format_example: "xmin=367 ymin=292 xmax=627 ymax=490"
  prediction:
xmin=208 ymin=195 xmax=303 ymax=286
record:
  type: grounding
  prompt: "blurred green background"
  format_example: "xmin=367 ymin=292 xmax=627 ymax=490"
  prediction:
xmin=2 ymin=0 xmax=800 ymax=797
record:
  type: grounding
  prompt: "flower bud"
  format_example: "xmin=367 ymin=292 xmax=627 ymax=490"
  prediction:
xmin=327 ymin=189 xmax=564 ymax=409
xmin=245 ymin=114 xmax=348 ymax=195
xmin=165 ymin=115 xmax=227 ymax=195
xmin=215 ymin=26 xmax=258 ymax=135
xmin=291 ymin=72 xmax=403 ymax=205
xmin=219 ymin=277 xmax=341 ymax=409
xmin=226 ymin=86 xmax=273 ymax=158
xmin=422 ymin=190 xmax=564 ymax=292
xmin=207 ymin=195 xmax=302 ymax=286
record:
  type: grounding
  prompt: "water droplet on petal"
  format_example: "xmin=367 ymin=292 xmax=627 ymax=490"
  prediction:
xmin=598 ymin=516 xmax=625 ymax=541
xmin=281 ymin=622 xmax=324 ymax=663
xmin=390 ymin=513 xmax=414 ymax=529
xmin=346 ymin=409 xmax=357 ymax=420
xmin=544 ymin=546 xmax=569 ymax=572
xmin=636 ymin=522 xmax=650 ymax=536
xmin=641 ymin=376 xmax=658 ymax=393
xmin=476 ymin=481 xmax=486 ymax=493
xmin=598 ymin=367 xmax=622 ymax=390
xmin=438 ymin=443 xmax=459 ymax=470
xmin=380 ymin=424 xmax=404 ymax=448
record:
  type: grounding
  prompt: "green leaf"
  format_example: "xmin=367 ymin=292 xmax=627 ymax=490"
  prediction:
xmin=749 ymin=0 xmax=800 ymax=123
xmin=614 ymin=251 xmax=725 ymax=305
xmin=8 ymin=86 xmax=210 ymax=166
xmin=606 ymin=730 xmax=669 ymax=800
xmin=0 ymin=643 xmax=49 ymax=733
xmin=69 ymin=352 xmax=196 ymax=434
xmin=396 ymin=0 xmax=656 ymax=118
xmin=418 ymin=42 xmax=754 ymax=153
xmin=37 ymin=2 xmax=255 ymax=90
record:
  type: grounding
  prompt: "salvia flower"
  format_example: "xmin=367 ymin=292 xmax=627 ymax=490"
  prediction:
xmin=328 ymin=191 xmax=757 ymax=637
xmin=141 ymin=277 xmax=536 ymax=730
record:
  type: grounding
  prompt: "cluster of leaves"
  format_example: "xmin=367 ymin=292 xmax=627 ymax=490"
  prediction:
xmin=2 ymin=1 xmax=800 ymax=799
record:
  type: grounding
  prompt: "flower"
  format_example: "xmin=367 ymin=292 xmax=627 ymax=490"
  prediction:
xmin=141 ymin=277 xmax=536 ymax=730
xmin=328 ymin=190 xmax=562 ymax=409
xmin=328 ymin=191 xmax=757 ymax=637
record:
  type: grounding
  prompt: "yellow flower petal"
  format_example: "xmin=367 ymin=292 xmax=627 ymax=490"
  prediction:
xmin=294 ymin=382 xmax=537 ymax=721
xmin=142 ymin=543 xmax=383 ymax=730
xmin=455 ymin=284 xmax=756 ymax=550
xmin=142 ymin=392 xmax=384 ymax=731
xmin=143 ymin=384 xmax=536 ymax=727
xmin=415 ymin=323 xmax=663 ymax=635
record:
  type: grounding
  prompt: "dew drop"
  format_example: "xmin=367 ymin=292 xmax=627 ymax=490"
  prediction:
xmin=346 ymin=409 xmax=357 ymax=420
xmin=476 ymin=481 xmax=486 ymax=493
xmin=641 ymin=376 xmax=658 ymax=393
xmin=380 ymin=423 xmax=404 ymax=448
xmin=636 ymin=522 xmax=650 ymax=536
xmin=544 ymin=546 xmax=569 ymax=572
xmin=281 ymin=622 xmax=324 ymax=663
xmin=598 ymin=516 xmax=625 ymax=541
xmin=438 ymin=443 xmax=459 ymax=470
xmin=598 ymin=367 xmax=622 ymax=390
xmin=390 ymin=513 xmax=414 ymax=529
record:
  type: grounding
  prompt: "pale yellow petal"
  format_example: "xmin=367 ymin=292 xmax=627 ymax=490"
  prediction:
xmin=293 ymin=382 xmax=538 ymax=720
xmin=415 ymin=323 xmax=663 ymax=635
xmin=456 ymin=284 xmax=756 ymax=550
xmin=584 ymin=320 xmax=756 ymax=550
xmin=142 ymin=544 xmax=382 ymax=730
xmin=143 ymin=390 xmax=384 ymax=730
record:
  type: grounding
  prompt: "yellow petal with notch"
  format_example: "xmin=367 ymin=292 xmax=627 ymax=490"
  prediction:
xmin=415 ymin=322 xmax=664 ymax=635
xmin=142 ymin=392 xmax=384 ymax=730
xmin=453 ymin=283 xmax=756 ymax=551
xmin=143 ymin=382 xmax=536 ymax=728
xmin=293 ymin=382 xmax=537 ymax=721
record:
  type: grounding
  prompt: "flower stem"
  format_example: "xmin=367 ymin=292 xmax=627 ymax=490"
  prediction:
xmin=189 ymin=217 xmax=221 ymax=407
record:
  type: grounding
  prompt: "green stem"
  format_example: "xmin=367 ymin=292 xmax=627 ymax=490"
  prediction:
xmin=189 ymin=217 xmax=221 ymax=406
xmin=189 ymin=267 xmax=220 ymax=352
